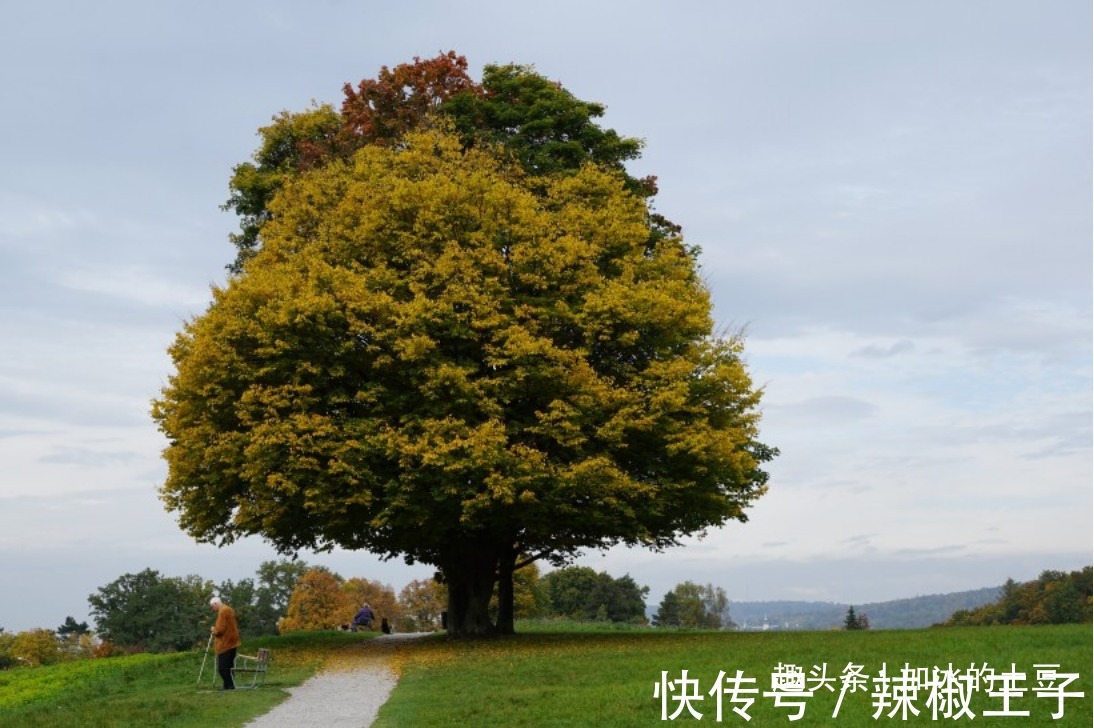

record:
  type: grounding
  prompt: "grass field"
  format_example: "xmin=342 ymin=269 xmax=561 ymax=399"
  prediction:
xmin=0 ymin=624 xmax=1088 ymax=726
xmin=376 ymin=623 xmax=1092 ymax=727
xmin=0 ymin=631 xmax=365 ymax=728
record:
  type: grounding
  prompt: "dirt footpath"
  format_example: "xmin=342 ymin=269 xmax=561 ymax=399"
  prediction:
xmin=243 ymin=633 xmax=431 ymax=728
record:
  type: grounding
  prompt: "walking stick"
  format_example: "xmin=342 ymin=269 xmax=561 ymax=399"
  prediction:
xmin=196 ymin=632 xmax=213 ymax=687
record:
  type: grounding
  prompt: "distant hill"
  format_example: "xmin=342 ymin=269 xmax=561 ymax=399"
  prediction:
xmin=728 ymin=586 xmax=1003 ymax=630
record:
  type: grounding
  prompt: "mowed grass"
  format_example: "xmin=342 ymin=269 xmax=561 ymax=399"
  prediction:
xmin=0 ymin=625 xmax=1089 ymax=726
xmin=0 ymin=631 xmax=366 ymax=728
xmin=375 ymin=623 xmax=1092 ymax=727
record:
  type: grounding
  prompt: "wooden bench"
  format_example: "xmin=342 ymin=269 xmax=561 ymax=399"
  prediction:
xmin=231 ymin=648 xmax=270 ymax=689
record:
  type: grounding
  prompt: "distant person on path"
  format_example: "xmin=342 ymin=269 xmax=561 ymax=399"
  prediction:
xmin=209 ymin=596 xmax=241 ymax=690
xmin=353 ymin=603 xmax=375 ymax=631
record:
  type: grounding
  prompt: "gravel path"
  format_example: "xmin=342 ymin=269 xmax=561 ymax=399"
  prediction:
xmin=243 ymin=633 xmax=431 ymax=728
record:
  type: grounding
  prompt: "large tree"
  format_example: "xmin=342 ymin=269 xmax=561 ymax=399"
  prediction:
xmin=155 ymin=60 xmax=774 ymax=638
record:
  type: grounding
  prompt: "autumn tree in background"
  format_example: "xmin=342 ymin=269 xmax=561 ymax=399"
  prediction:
xmin=399 ymin=579 xmax=447 ymax=632
xmin=10 ymin=629 xmax=65 ymax=667
xmin=278 ymin=569 xmax=352 ymax=632
xmin=156 ymin=54 xmax=775 ymax=637
xmin=944 ymin=567 xmax=1092 ymax=626
xmin=343 ymin=577 xmax=400 ymax=628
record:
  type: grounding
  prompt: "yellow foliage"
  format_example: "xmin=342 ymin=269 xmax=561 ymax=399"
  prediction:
xmin=12 ymin=628 xmax=64 ymax=667
xmin=342 ymin=578 xmax=400 ymax=629
xmin=278 ymin=569 xmax=353 ymax=632
xmin=154 ymin=124 xmax=774 ymax=636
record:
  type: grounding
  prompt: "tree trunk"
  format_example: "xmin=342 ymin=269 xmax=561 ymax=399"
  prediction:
xmin=442 ymin=552 xmax=499 ymax=637
xmin=495 ymin=548 xmax=517 ymax=636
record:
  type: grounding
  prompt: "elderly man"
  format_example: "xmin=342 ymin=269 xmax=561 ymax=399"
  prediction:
xmin=209 ymin=596 xmax=241 ymax=690
xmin=352 ymin=603 xmax=375 ymax=632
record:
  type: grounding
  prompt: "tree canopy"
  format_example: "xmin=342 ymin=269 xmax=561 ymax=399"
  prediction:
xmin=653 ymin=581 xmax=732 ymax=629
xmin=540 ymin=566 xmax=649 ymax=623
xmin=943 ymin=567 xmax=1092 ymax=626
xmin=155 ymin=54 xmax=775 ymax=636
xmin=222 ymin=52 xmax=652 ymax=272
xmin=87 ymin=569 xmax=212 ymax=652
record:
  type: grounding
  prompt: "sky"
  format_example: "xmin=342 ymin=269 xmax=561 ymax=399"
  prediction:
xmin=0 ymin=1 xmax=1089 ymax=633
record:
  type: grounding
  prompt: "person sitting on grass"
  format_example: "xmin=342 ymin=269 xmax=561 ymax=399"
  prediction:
xmin=352 ymin=603 xmax=375 ymax=632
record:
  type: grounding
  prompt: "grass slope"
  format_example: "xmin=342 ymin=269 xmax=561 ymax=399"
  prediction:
xmin=0 ymin=631 xmax=364 ymax=728
xmin=0 ymin=625 xmax=1088 ymax=726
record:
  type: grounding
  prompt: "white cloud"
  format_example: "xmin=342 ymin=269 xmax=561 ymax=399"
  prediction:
xmin=58 ymin=264 xmax=212 ymax=309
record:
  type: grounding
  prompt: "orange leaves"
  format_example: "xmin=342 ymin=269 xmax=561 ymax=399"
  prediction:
xmin=341 ymin=52 xmax=477 ymax=144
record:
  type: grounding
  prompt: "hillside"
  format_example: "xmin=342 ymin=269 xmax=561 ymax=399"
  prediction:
xmin=729 ymin=585 xmax=1003 ymax=630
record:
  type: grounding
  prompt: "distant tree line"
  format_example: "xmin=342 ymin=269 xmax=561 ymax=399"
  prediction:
xmin=941 ymin=567 xmax=1092 ymax=626
xmin=3 ymin=561 xmax=744 ymax=669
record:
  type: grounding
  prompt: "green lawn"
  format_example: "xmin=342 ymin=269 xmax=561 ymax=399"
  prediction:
xmin=0 ymin=625 xmax=1088 ymax=726
xmin=375 ymin=624 xmax=1092 ymax=727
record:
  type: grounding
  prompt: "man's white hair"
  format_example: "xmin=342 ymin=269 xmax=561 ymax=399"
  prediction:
xmin=209 ymin=596 xmax=223 ymax=607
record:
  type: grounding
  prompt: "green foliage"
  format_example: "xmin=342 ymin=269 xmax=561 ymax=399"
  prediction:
xmin=214 ymin=577 xmax=258 ymax=634
xmin=944 ymin=566 xmax=1092 ymax=626
xmin=0 ymin=632 xmax=15 ymax=670
xmin=844 ymin=605 xmax=869 ymax=630
xmin=55 ymin=617 xmax=89 ymax=638
xmin=215 ymin=560 xmax=319 ymax=637
xmin=654 ymin=581 xmax=730 ymax=628
xmin=445 ymin=62 xmax=644 ymax=181
xmin=251 ymin=559 xmax=313 ymax=635
xmin=87 ymin=569 xmax=213 ymax=653
xmin=192 ymin=559 xmax=312 ymax=638
xmin=540 ymin=566 xmax=649 ymax=623
xmin=223 ymin=104 xmax=343 ymax=271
